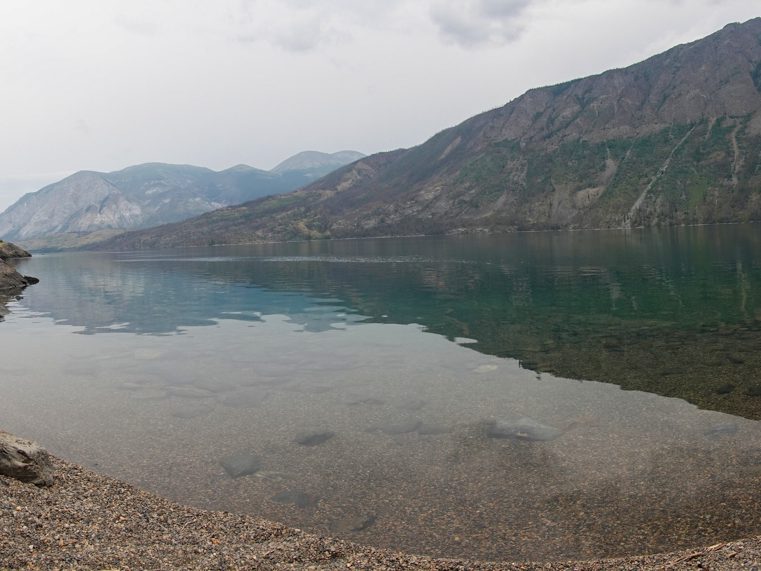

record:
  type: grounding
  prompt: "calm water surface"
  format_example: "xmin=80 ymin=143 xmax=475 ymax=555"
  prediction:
xmin=3 ymin=226 xmax=761 ymax=561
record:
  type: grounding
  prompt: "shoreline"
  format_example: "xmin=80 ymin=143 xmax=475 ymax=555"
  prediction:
xmin=1 ymin=454 xmax=759 ymax=570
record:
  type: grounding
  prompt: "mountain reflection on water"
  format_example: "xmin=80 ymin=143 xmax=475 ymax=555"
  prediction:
xmin=15 ymin=224 xmax=761 ymax=420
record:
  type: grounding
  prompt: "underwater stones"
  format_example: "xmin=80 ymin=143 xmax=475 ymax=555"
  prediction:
xmin=486 ymin=417 xmax=563 ymax=442
xmin=715 ymin=383 xmax=736 ymax=395
xmin=745 ymin=385 xmax=761 ymax=397
xmin=220 ymin=451 xmax=262 ymax=479
xmin=345 ymin=392 xmax=386 ymax=406
xmin=370 ymin=419 xmax=422 ymax=435
xmin=170 ymin=403 xmax=215 ymax=419
xmin=417 ymin=423 xmax=451 ymax=435
xmin=398 ymin=398 xmax=427 ymax=411
xmin=133 ymin=348 xmax=163 ymax=360
xmin=0 ymin=432 xmax=54 ymax=486
xmin=330 ymin=513 xmax=377 ymax=533
xmin=295 ymin=431 xmax=335 ymax=447
xmin=219 ymin=387 xmax=268 ymax=408
xmin=704 ymin=422 xmax=739 ymax=438
xmin=167 ymin=386 xmax=215 ymax=399
xmin=272 ymin=490 xmax=318 ymax=509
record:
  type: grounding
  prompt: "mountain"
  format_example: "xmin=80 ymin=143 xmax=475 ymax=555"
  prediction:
xmin=271 ymin=151 xmax=366 ymax=176
xmin=0 ymin=151 xmax=364 ymax=251
xmin=99 ymin=19 xmax=761 ymax=251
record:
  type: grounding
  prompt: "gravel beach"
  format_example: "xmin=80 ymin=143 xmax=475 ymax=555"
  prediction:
xmin=2 ymin=455 xmax=761 ymax=570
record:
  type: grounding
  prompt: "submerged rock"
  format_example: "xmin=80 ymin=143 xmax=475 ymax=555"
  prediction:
xmin=704 ymin=422 xmax=739 ymax=438
xmin=0 ymin=431 xmax=54 ymax=486
xmin=371 ymin=419 xmax=422 ymax=435
xmin=417 ymin=423 xmax=451 ymax=435
xmin=272 ymin=490 xmax=318 ymax=509
xmin=486 ymin=417 xmax=563 ymax=442
xmin=171 ymin=403 xmax=215 ymax=419
xmin=295 ymin=431 xmax=335 ymax=447
xmin=220 ymin=451 xmax=262 ymax=478
xmin=345 ymin=393 xmax=386 ymax=406
xmin=219 ymin=387 xmax=268 ymax=408
xmin=330 ymin=513 xmax=377 ymax=533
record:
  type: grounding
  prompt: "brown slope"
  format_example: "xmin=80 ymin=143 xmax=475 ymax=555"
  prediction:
xmin=100 ymin=18 xmax=761 ymax=250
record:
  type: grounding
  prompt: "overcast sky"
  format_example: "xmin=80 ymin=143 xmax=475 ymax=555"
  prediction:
xmin=0 ymin=1 xmax=758 ymax=211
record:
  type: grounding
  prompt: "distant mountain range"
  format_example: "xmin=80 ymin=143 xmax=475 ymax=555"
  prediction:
xmin=98 ymin=18 xmax=761 ymax=251
xmin=0 ymin=151 xmax=364 ymax=250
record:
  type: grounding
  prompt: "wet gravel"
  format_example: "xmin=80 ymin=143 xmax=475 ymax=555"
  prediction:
xmin=2 ymin=456 xmax=761 ymax=570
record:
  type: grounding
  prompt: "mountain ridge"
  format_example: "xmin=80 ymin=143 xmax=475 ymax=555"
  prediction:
xmin=89 ymin=18 xmax=761 ymax=249
xmin=0 ymin=150 xmax=365 ymax=250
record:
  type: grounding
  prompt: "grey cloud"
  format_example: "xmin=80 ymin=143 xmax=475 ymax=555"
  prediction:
xmin=232 ymin=0 xmax=403 ymax=52
xmin=430 ymin=0 xmax=532 ymax=47
xmin=113 ymin=14 xmax=159 ymax=37
xmin=233 ymin=0 xmax=350 ymax=52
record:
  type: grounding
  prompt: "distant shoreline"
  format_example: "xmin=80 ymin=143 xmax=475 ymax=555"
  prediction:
xmin=1 ymin=451 xmax=758 ymax=570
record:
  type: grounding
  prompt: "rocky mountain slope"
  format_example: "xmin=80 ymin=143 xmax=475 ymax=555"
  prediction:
xmin=0 ymin=151 xmax=363 ymax=250
xmin=99 ymin=18 xmax=761 ymax=250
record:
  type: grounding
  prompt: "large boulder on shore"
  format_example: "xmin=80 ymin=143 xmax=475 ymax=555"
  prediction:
xmin=0 ymin=431 xmax=54 ymax=486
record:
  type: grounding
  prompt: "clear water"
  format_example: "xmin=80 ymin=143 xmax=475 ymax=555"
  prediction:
xmin=2 ymin=226 xmax=761 ymax=561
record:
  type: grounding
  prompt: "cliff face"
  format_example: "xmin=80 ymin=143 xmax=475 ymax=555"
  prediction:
xmin=101 ymin=19 xmax=761 ymax=250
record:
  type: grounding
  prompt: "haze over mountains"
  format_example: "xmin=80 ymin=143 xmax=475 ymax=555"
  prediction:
xmin=97 ymin=18 xmax=761 ymax=251
xmin=0 ymin=150 xmax=364 ymax=250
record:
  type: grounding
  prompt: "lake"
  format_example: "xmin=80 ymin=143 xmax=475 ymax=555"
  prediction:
xmin=2 ymin=225 xmax=761 ymax=562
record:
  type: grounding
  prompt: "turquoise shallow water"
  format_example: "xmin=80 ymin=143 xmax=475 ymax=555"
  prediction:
xmin=2 ymin=227 xmax=761 ymax=561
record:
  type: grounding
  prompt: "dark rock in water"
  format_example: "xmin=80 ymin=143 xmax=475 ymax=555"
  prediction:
xmin=745 ymin=385 xmax=761 ymax=397
xmin=330 ymin=513 xmax=377 ymax=533
xmin=220 ymin=451 xmax=262 ymax=478
xmin=726 ymin=354 xmax=745 ymax=365
xmin=715 ymin=383 xmax=736 ymax=395
xmin=295 ymin=431 xmax=335 ymax=447
xmin=486 ymin=417 xmax=562 ymax=442
xmin=0 ymin=431 xmax=54 ymax=486
xmin=22 ymin=275 xmax=39 ymax=285
xmin=704 ymin=422 xmax=739 ymax=438
xmin=272 ymin=490 xmax=318 ymax=509
xmin=371 ymin=419 xmax=422 ymax=435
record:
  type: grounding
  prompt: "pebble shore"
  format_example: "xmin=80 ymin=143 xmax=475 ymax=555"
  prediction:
xmin=2 ymin=456 xmax=760 ymax=570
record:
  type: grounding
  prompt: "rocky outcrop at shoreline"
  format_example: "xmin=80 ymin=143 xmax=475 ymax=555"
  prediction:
xmin=0 ymin=240 xmax=37 ymax=295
